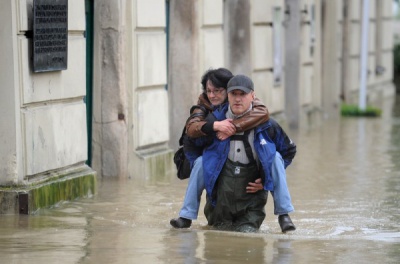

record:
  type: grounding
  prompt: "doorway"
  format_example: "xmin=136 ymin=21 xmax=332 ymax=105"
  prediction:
xmin=85 ymin=0 xmax=94 ymax=166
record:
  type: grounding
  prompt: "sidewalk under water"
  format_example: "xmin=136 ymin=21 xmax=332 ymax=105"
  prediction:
xmin=1 ymin=95 xmax=399 ymax=263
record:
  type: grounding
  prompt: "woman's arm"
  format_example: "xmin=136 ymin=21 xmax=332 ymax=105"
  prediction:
xmin=217 ymin=98 xmax=270 ymax=140
xmin=186 ymin=95 xmax=269 ymax=139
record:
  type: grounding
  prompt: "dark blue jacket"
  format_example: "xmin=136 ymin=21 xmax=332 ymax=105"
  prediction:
xmin=192 ymin=103 xmax=297 ymax=203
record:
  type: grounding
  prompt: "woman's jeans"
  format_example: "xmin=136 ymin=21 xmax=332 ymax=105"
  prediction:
xmin=270 ymin=152 xmax=294 ymax=215
xmin=179 ymin=153 xmax=294 ymax=220
xmin=179 ymin=157 xmax=204 ymax=220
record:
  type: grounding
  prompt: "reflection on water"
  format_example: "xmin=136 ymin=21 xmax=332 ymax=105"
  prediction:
xmin=0 ymin=210 xmax=88 ymax=263
xmin=1 ymin=96 xmax=400 ymax=263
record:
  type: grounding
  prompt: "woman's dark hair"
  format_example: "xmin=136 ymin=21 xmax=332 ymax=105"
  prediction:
xmin=200 ymin=68 xmax=234 ymax=91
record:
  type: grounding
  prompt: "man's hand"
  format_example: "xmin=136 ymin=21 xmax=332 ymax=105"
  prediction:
xmin=246 ymin=178 xmax=263 ymax=193
xmin=216 ymin=131 xmax=231 ymax=141
xmin=214 ymin=119 xmax=235 ymax=139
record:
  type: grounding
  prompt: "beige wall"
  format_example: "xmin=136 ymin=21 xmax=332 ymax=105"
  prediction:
xmin=251 ymin=0 xmax=286 ymax=114
xmin=299 ymin=0 xmax=316 ymax=107
xmin=0 ymin=0 xmax=89 ymax=185
xmin=91 ymin=0 xmax=173 ymax=179
xmin=201 ymin=0 xmax=224 ymax=71
xmin=134 ymin=0 xmax=169 ymax=148
xmin=169 ymin=0 xmax=225 ymax=151
xmin=168 ymin=0 xmax=200 ymax=151
xmin=250 ymin=0 xmax=322 ymax=128
xmin=129 ymin=0 xmax=172 ymax=178
xmin=342 ymin=0 xmax=395 ymax=104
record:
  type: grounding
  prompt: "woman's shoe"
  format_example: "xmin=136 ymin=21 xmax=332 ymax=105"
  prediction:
xmin=278 ymin=214 xmax=296 ymax=233
xmin=170 ymin=217 xmax=192 ymax=228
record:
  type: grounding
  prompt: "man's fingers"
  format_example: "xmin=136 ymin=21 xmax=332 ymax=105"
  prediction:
xmin=246 ymin=181 xmax=264 ymax=193
xmin=247 ymin=182 xmax=261 ymax=189
xmin=246 ymin=186 xmax=257 ymax=193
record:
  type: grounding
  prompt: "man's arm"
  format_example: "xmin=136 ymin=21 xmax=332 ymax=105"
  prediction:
xmin=217 ymin=98 xmax=269 ymax=140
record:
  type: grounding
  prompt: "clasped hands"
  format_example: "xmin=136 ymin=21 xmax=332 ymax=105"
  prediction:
xmin=213 ymin=119 xmax=236 ymax=141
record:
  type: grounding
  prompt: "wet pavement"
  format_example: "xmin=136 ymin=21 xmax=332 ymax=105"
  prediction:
xmin=1 ymin=95 xmax=400 ymax=264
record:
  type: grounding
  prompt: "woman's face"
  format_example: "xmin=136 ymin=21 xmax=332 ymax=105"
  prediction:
xmin=206 ymin=80 xmax=227 ymax=106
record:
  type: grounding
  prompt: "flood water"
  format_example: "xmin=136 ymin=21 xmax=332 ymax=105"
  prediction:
xmin=1 ymin=95 xmax=400 ymax=264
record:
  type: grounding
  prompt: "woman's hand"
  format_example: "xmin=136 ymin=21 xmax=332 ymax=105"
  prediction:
xmin=214 ymin=119 xmax=235 ymax=137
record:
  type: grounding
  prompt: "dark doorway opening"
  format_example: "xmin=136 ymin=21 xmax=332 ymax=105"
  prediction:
xmin=85 ymin=0 xmax=94 ymax=165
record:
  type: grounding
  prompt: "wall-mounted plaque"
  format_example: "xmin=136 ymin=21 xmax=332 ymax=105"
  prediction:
xmin=33 ymin=0 xmax=68 ymax=72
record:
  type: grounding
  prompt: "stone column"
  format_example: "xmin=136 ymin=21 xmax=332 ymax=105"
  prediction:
xmin=284 ymin=0 xmax=301 ymax=128
xmin=224 ymin=0 xmax=252 ymax=76
xmin=0 ymin=0 xmax=18 ymax=185
xmin=341 ymin=0 xmax=350 ymax=102
xmin=168 ymin=0 xmax=199 ymax=150
xmin=321 ymin=0 xmax=340 ymax=119
xmin=91 ymin=0 xmax=128 ymax=177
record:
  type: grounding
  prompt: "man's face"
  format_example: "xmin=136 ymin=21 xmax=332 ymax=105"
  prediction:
xmin=206 ymin=80 xmax=227 ymax=106
xmin=228 ymin=90 xmax=254 ymax=115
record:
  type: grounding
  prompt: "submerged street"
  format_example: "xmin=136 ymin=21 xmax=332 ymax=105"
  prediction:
xmin=1 ymin=95 xmax=399 ymax=263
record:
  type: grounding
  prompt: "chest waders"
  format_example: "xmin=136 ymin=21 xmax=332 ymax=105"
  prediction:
xmin=204 ymin=131 xmax=268 ymax=232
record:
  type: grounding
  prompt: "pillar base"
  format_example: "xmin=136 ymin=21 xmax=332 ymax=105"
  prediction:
xmin=131 ymin=148 xmax=175 ymax=182
xmin=0 ymin=165 xmax=96 ymax=214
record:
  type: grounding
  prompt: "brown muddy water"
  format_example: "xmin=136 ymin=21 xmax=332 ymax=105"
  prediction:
xmin=1 ymin=95 xmax=400 ymax=264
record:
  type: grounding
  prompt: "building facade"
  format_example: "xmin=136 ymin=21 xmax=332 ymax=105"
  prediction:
xmin=0 ymin=0 xmax=395 ymax=214
xmin=0 ymin=0 xmax=96 ymax=214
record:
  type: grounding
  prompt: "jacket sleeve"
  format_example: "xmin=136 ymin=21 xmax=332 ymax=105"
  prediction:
xmin=186 ymin=97 xmax=269 ymax=138
xmin=186 ymin=104 xmax=210 ymax=138
xmin=232 ymin=97 xmax=269 ymax=133
xmin=268 ymin=118 xmax=296 ymax=168
xmin=185 ymin=93 xmax=215 ymax=138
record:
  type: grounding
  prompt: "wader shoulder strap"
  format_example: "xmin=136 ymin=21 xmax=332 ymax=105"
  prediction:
xmin=230 ymin=130 xmax=255 ymax=163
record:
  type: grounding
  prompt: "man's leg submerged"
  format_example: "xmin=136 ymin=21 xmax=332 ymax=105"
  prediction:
xmin=170 ymin=156 xmax=204 ymax=228
xmin=270 ymin=152 xmax=296 ymax=232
